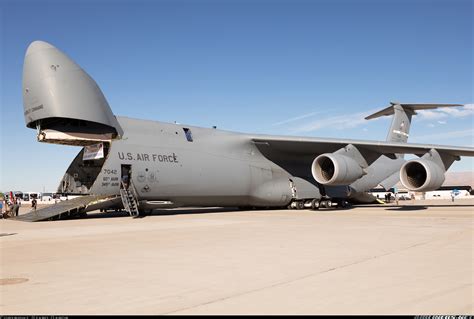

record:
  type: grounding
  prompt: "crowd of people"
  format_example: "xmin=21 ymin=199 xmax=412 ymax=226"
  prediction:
xmin=1 ymin=192 xmax=37 ymax=219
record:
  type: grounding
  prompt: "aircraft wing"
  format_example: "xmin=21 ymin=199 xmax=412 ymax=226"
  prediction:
xmin=251 ymin=135 xmax=474 ymax=159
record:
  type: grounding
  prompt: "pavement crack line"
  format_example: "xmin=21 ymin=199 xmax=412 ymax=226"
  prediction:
xmin=164 ymin=229 xmax=471 ymax=314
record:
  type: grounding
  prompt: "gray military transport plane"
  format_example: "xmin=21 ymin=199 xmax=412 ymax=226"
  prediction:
xmin=15 ymin=40 xmax=474 ymax=221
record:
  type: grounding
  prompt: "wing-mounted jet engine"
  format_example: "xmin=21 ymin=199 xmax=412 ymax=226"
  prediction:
xmin=311 ymin=144 xmax=378 ymax=186
xmin=23 ymin=41 xmax=123 ymax=146
xmin=400 ymin=149 xmax=458 ymax=192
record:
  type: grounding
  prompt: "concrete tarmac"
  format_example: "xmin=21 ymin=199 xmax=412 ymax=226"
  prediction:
xmin=1 ymin=199 xmax=473 ymax=314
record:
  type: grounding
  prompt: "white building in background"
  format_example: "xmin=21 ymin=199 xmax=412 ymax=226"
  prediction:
xmin=423 ymin=188 xmax=471 ymax=200
xmin=370 ymin=171 xmax=473 ymax=201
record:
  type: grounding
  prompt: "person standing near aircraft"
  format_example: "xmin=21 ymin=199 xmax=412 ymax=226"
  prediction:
xmin=8 ymin=192 xmax=19 ymax=217
xmin=13 ymin=203 xmax=20 ymax=217
xmin=122 ymin=173 xmax=129 ymax=190
xmin=31 ymin=197 xmax=37 ymax=211
xmin=0 ymin=193 xmax=4 ymax=218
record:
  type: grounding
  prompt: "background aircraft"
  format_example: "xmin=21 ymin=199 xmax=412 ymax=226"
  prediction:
xmin=16 ymin=41 xmax=474 ymax=221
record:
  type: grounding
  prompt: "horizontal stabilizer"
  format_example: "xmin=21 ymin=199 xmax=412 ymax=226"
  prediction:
xmin=365 ymin=102 xmax=463 ymax=120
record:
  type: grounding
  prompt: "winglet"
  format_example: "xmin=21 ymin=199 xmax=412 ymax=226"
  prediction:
xmin=365 ymin=101 xmax=463 ymax=120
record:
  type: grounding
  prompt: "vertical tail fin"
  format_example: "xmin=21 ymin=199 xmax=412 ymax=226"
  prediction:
xmin=385 ymin=103 xmax=412 ymax=143
xmin=365 ymin=102 xmax=463 ymax=143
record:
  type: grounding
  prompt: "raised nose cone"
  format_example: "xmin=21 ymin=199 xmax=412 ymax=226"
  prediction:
xmin=25 ymin=40 xmax=55 ymax=56
xmin=22 ymin=40 xmax=123 ymax=140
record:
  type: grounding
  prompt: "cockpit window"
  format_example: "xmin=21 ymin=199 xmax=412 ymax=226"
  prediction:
xmin=183 ymin=128 xmax=193 ymax=142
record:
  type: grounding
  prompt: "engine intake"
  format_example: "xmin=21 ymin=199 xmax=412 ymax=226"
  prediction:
xmin=312 ymin=153 xmax=365 ymax=186
xmin=400 ymin=159 xmax=445 ymax=192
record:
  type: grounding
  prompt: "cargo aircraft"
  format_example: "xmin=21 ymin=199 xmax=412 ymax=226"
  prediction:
xmin=17 ymin=41 xmax=474 ymax=221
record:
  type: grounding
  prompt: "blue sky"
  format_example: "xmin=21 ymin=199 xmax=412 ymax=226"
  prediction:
xmin=1 ymin=0 xmax=473 ymax=191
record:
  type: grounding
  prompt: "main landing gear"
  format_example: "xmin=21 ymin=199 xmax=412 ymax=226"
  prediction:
xmin=287 ymin=199 xmax=350 ymax=210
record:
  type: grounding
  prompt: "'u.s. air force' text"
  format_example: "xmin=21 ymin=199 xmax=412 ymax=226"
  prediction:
xmin=118 ymin=152 xmax=179 ymax=163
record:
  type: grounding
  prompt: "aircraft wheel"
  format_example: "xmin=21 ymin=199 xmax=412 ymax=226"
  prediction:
xmin=339 ymin=200 xmax=350 ymax=209
xmin=288 ymin=202 xmax=297 ymax=210
xmin=321 ymin=200 xmax=330 ymax=209
xmin=139 ymin=209 xmax=151 ymax=216
xmin=77 ymin=211 xmax=88 ymax=218
xmin=296 ymin=201 xmax=305 ymax=210
xmin=311 ymin=199 xmax=319 ymax=210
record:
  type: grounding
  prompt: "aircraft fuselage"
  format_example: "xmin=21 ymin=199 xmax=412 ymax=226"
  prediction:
xmin=78 ymin=117 xmax=300 ymax=207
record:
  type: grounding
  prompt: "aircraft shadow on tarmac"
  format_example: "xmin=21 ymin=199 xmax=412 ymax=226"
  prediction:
xmin=382 ymin=204 xmax=473 ymax=211
xmin=0 ymin=233 xmax=18 ymax=237
xmin=81 ymin=207 xmax=241 ymax=220
xmin=385 ymin=205 xmax=428 ymax=211
xmin=59 ymin=203 xmax=474 ymax=221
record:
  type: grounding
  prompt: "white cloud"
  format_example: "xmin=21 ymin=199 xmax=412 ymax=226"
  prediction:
xmin=277 ymin=104 xmax=473 ymax=135
xmin=291 ymin=108 xmax=380 ymax=133
xmin=418 ymin=110 xmax=447 ymax=120
xmin=412 ymin=129 xmax=474 ymax=143
xmin=441 ymin=104 xmax=474 ymax=117
xmin=417 ymin=104 xmax=474 ymax=121
xmin=272 ymin=111 xmax=321 ymax=126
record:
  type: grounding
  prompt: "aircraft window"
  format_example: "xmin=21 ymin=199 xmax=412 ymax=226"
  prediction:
xmin=183 ymin=128 xmax=193 ymax=142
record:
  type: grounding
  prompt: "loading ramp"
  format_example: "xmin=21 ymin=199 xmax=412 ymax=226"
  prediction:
xmin=13 ymin=195 xmax=121 ymax=222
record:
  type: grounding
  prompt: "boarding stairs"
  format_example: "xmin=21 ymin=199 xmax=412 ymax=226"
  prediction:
xmin=120 ymin=181 xmax=140 ymax=218
xmin=12 ymin=195 xmax=120 ymax=222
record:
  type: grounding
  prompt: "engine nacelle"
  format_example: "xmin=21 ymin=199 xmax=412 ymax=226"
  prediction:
xmin=312 ymin=153 xmax=365 ymax=186
xmin=400 ymin=159 xmax=445 ymax=192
